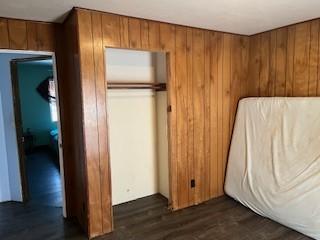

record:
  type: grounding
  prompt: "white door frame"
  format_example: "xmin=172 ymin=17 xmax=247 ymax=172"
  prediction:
xmin=0 ymin=49 xmax=67 ymax=217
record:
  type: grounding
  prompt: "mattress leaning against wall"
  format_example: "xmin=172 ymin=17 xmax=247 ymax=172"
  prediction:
xmin=225 ymin=97 xmax=320 ymax=240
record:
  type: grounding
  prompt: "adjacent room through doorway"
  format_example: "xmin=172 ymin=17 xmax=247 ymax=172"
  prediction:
xmin=0 ymin=51 xmax=67 ymax=231
xmin=13 ymin=57 xmax=62 ymax=207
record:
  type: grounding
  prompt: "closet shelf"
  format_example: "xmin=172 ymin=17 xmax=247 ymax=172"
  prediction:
xmin=107 ymin=82 xmax=166 ymax=91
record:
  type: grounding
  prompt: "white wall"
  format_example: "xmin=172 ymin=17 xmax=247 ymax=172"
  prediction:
xmin=106 ymin=48 xmax=169 ymax=205
xmin=106 ymin=48 xmax=155 ymax=82
xmin=0 ymin=93 xmax=11 ymax=201
xmin=107 ymin=90 xmax=158 ymax=205
xmin=0 ymin=53 xmax=38 ymax=202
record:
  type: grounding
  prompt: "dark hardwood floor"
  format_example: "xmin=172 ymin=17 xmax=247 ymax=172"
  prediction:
xmin=0 ymin=149 xmax=85 ymax=240
xmin=0 ymin=157 xmax=312 ymax=240
xmin=0 ymin=201 xmax=85 ymax=240
xmin=98 ymin=195 xmax=311 ymax=240
xmin=26 ymin=149 xmax=62 ymax=207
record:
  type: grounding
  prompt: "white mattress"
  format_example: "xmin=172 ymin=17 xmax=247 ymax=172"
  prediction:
xmin=225 ymin=97 xmax=320 ymax=239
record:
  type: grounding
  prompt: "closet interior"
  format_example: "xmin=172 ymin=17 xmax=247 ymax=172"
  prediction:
xmin=105 ymin=48 xmax=170 ymax=206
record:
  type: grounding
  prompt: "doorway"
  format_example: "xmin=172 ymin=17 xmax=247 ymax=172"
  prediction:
xmin=0 ymin=50 xmax=66 ymax=216
xmin=105 ymin=48 xmax=170 ymax=220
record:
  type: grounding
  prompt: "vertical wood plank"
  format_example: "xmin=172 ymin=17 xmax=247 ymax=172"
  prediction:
xmin=192 ymin=29 xmax=205 ymax=204
xmin=77 ymin=9 xmax=103 ymax=237
xmin=8 ymin=19 xmax=27 ymax=49
xmin=186 ymin=27 xmax=195 ymax=205
xmin=286 ymin=26 xmax=296 ymax=97
xmin=119 ymin=17 xmax=129 ymax=48
xmin=240 ymin=37 xmax=250 ymax=98
xmin=140 ymin=20 xmax=149 ymax=49
xmin=269 ymin=31 xmax=277 ymax=96
xmin=160 ymin=23 xmax=175 ymax=51
xmin=26 ymin=22 xmax=38 ymax=50
xmin=247 ymin=35 xmax=260 ymax=96
xmin=204 ymin=31 xmax=211 ymax=201
xmin=222 ymin=34 xmax=231 ymax=189
xmin=158 ymin=23 xmax=177 ymax=209
xmin=216 ymin=32 xmax=224 ymax=195
xmin=229 ymin=35 xmax=241 ymax=134
xmin=309 ymin=20 xmax=319 ymax=96
xmin=37 ymin=23 xmax=55 ymax=51
xmin=293 ymin=22 xmax=311 ymax=96
xmin=259 ymin=32 xmax=270 ymax=96
xmin=128 ymin=18 xmax=141 ymax=48
xmin=91 ymin=11 xmax=113 ymax=233
xmin=275 ymin=28 xmax=288 ymax=96
xmin=0 ymin=18 xmax=9 ymax=48
xmin=209 ymin=31 xmax=220 ymax=198
xmin=175 ymin=26 xmax=189 ymax=208
xmin=148 ymin=21 xmax=160 ymax=50
xmin=102 ymin=13 xmax=121 ymax=47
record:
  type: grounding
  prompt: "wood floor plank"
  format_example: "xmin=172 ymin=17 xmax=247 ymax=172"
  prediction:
xmin=0 ymin=194 xmax=311 ymax=240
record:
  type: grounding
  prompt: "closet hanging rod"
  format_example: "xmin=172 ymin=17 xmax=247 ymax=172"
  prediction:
xmin=107 ymin=82 xmax=166 ymax=91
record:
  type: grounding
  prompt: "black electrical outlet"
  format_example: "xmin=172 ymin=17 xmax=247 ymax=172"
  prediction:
xmin=191 ymin=179 xmax=195 ymax=188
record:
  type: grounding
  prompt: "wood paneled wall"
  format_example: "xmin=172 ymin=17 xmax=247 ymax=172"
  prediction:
xmin=56 ymin=13 xmax=88 ymax=230
xmin=0 ymin=18 xmax=56 ymax=51
xmin=73 ymin=8 xmax=249 ymax=238
xmin=3 ymin=10 xmax=320 ymax=240
xmin=248 ymin=19 xmax=320 ymax=97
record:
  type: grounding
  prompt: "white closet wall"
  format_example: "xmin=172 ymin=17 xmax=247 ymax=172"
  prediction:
xmin=106 ymin=49 xmax=169 ymax=205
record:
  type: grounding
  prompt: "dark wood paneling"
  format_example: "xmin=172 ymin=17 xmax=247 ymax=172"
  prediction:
xmin=8 ymin=19 xmax=27 ymax=50
xmin=37 ymin=23 xmax=55 ymax=51
xmin=73 ymin=8 xmax=250 ymax=238
xmin=0 ymin=18 xmax=56 ymax=51
xmin=26 ymin=22 xmax=38 ymax=50
xmin=55 ymin=12 xmax=87 ymax=232
xmin=247 ymin=35 xmax=261 ymax=96
xmin=192 ymin=29 xmax=205 ymax=204
xmin=77 ymin=10 xmax=104 ymax=237
xmin=91 ymin=11 xmax=113 ymax=233
xmin=186 ymin=27 xmax=195 ymax=205
xmin=128 ymin=18 xmax=141 ymax=48
xmin=0 ymin=18 xmax=9 ymax=48
xmin=175 ymin=26 xmax=189 ymax=208
xmin=248 ymin=19 xmax=320 ymax=98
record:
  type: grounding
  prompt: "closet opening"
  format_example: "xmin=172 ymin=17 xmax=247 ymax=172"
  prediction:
xmin=105 ymin=48 xmax=170 ymax=221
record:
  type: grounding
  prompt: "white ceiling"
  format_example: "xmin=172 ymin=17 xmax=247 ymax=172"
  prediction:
xmin=0 ymin=0 xmax=320 ymax=35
